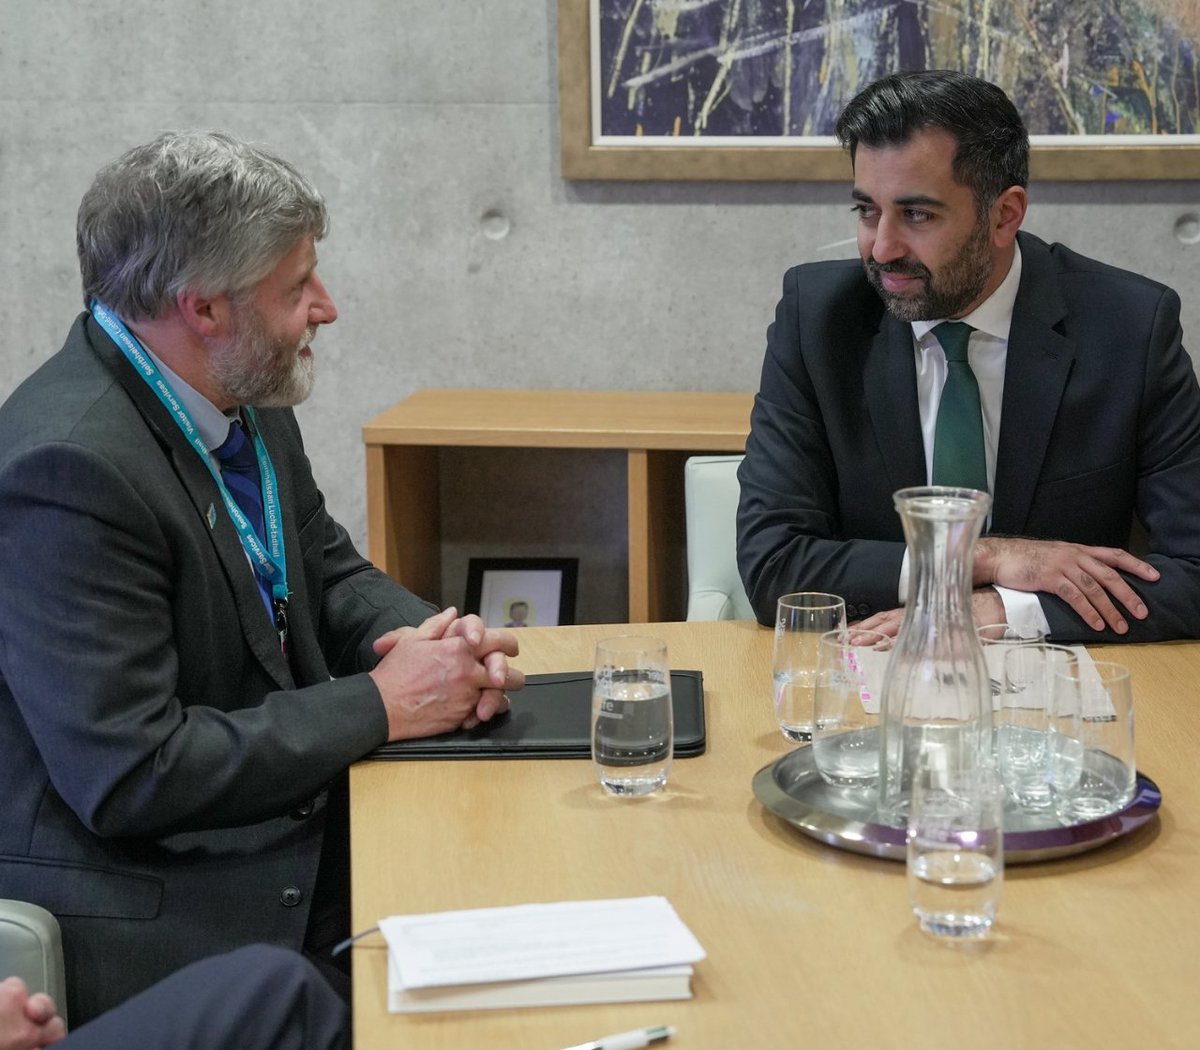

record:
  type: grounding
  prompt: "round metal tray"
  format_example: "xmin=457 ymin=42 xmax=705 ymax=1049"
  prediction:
xmin=753 ymin=745 xmax=1162 ymax=864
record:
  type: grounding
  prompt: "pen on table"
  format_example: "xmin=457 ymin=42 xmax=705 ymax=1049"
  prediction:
xmin=559 ymin=1024 xmax=676 ymax=1050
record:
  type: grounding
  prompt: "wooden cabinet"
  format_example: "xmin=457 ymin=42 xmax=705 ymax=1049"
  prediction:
xmin=363 ymin=389 xmax=753 ymax=622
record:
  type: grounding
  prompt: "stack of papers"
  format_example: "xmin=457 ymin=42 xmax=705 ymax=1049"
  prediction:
xmin=380 ymin=896 xmax=706 ymax=1013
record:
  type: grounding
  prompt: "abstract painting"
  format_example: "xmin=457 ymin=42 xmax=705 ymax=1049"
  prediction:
xmin=558 ymin=0 xmax=1200 ymax=178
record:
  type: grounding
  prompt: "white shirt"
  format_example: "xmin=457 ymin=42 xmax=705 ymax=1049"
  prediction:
xmin=897 ymin=242 xmax=1050 ymax=637
xmin=142 ymin=347 xmax=238 ymax=453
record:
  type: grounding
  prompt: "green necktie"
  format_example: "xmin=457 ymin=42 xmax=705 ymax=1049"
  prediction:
xmin=931 ymin=321 xmax=988 ymax=492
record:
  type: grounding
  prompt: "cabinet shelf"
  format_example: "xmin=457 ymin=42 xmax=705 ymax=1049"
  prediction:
xmin=363 ymin=389 xmax=753 ymax=622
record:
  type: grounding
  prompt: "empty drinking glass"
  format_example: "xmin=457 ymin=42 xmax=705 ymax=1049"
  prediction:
xmin=771 ymin=593 xmax=847 ymax=742
xmin=1050 ymin=659 xmax=1136 ymax=821
xmin=977 ymin=623 xmax=1045 ymax=712
xmin=997 ymin=644 xmax=1078 ymax=810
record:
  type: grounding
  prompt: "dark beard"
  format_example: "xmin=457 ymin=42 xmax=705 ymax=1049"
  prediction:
xmin=864 ymin=219 xmax=993 ymax=321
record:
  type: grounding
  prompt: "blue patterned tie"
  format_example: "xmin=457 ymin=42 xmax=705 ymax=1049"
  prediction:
xmin=931 ymin=321 xmax=988 ymax=492
xmin=213 ymin=420 xmax=273 ymax=617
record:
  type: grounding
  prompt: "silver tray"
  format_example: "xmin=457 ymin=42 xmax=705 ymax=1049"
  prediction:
xmin=753 ymin=744 xmax=1162 ymax=864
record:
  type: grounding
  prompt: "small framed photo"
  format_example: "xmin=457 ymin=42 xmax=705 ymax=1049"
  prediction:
xmin=464 ymin=558 xmax=579 ymax=629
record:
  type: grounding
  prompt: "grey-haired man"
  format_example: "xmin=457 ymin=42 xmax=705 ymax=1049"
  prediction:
xmin=0 ymin=131 xmax=522 ymax=1023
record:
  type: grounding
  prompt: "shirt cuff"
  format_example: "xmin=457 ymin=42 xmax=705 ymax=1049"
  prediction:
xmin=993 ymin=586 xmax=1050 ymax=638
xmin=899 ymin=556 xmax=1046 ymax=639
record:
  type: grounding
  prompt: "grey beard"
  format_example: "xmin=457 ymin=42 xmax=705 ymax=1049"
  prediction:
xmin=210 ymin=325 xmax=316 ymax=408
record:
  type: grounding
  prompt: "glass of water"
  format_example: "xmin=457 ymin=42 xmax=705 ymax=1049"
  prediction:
xmin=812 ymin=628 xmax=891 ymax=786
xmin=771 ymin=593 xmax=847 ymax=742
xmin=907 ymin=757 xmax=1004 ymax=939
xmin=591 ymin=636 xmax=673 ymax=796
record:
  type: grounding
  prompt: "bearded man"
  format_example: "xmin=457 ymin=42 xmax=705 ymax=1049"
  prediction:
xmin=736 ymin=70 xmax=1200 ymax=643
xmin=0 ymin=132 xmax=523 ymax=1024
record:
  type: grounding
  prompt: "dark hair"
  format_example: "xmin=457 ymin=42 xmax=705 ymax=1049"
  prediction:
xmin=835 ymin=70 xmax=1029 ymax=210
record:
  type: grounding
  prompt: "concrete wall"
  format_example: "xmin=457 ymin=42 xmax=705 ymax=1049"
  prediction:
xmin=3 ymin=1 xmax=1198 ymax=623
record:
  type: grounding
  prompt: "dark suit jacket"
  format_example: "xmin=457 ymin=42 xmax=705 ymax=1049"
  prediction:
xmin=737 ymin=231 xmax=1200 ymax=642
xmin=0 ymin=315 xmax=436 ymax=1022
xmin=59 ymin=945 xmax=346 ymax=1050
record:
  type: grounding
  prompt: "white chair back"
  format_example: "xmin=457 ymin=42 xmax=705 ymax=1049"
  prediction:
xmin=684 ymin=455 xmax=755 ymax=621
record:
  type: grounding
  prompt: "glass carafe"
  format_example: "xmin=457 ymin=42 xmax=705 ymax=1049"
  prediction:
xmin=878 ymin=486 xmax=992 ymax=821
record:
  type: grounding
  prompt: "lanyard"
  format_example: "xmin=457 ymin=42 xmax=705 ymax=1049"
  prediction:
xmin=90 ymin=302 xmax=290 ymax=640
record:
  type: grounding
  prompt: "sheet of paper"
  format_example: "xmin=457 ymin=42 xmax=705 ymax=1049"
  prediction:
xmin=380 ymin=896 xmax=706 ymax=990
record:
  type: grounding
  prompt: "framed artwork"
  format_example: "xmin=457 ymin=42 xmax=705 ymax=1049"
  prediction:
xmin=558 ymin=0 xmax=1200 ymax=180
xmin=464 ymin=558 xmax=580 ymax=629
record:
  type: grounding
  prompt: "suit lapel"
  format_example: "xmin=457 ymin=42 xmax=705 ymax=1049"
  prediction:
xmin=991 ymin=234 xmax=1076 ymax=534
xmin=87 ymin=319 xmax=295 ymax=689
xmin=864 ymin=312 xmax=927 ymax=493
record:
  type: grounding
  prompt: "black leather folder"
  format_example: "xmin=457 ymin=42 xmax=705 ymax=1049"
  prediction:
xmin=368 ymin=669 xmax=706 ymax=760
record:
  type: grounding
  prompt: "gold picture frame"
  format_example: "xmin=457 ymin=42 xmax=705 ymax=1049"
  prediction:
xmin=558 ymin=0 xmax=1200 ymax=182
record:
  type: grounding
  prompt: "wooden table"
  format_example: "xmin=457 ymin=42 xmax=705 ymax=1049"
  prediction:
xmin=362 ymin=390 xmax=752 ymax=622
xmin=350 ymin=622 xmax=1200 ymax=1049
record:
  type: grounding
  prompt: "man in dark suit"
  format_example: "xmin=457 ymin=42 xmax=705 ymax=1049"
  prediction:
xmin=737 ymin=70 xmax=1200 ymax=644
xmin=0 ymin=132 xmax=523 ymax=1023
xmin=1 ymin=946 xmax=345 ymax=1050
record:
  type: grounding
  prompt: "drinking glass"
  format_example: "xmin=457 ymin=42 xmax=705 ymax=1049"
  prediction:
xmin=771 ymin=593 xmax=847 ymax=742
xmin=907 ymin=758 xmax=1004 ymax=939
xmin=976 ymin=623 xmax=1046 ymax=712
xmin=1050 ymin=660 xmax=1136 ymax=821
xmin=591 ymin=636 xmax=673 ymax=796
xmin=812 ymin=628 xmax=891 ymax=786
xmin=997 ymin=644 xmax=1078 ymax=810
